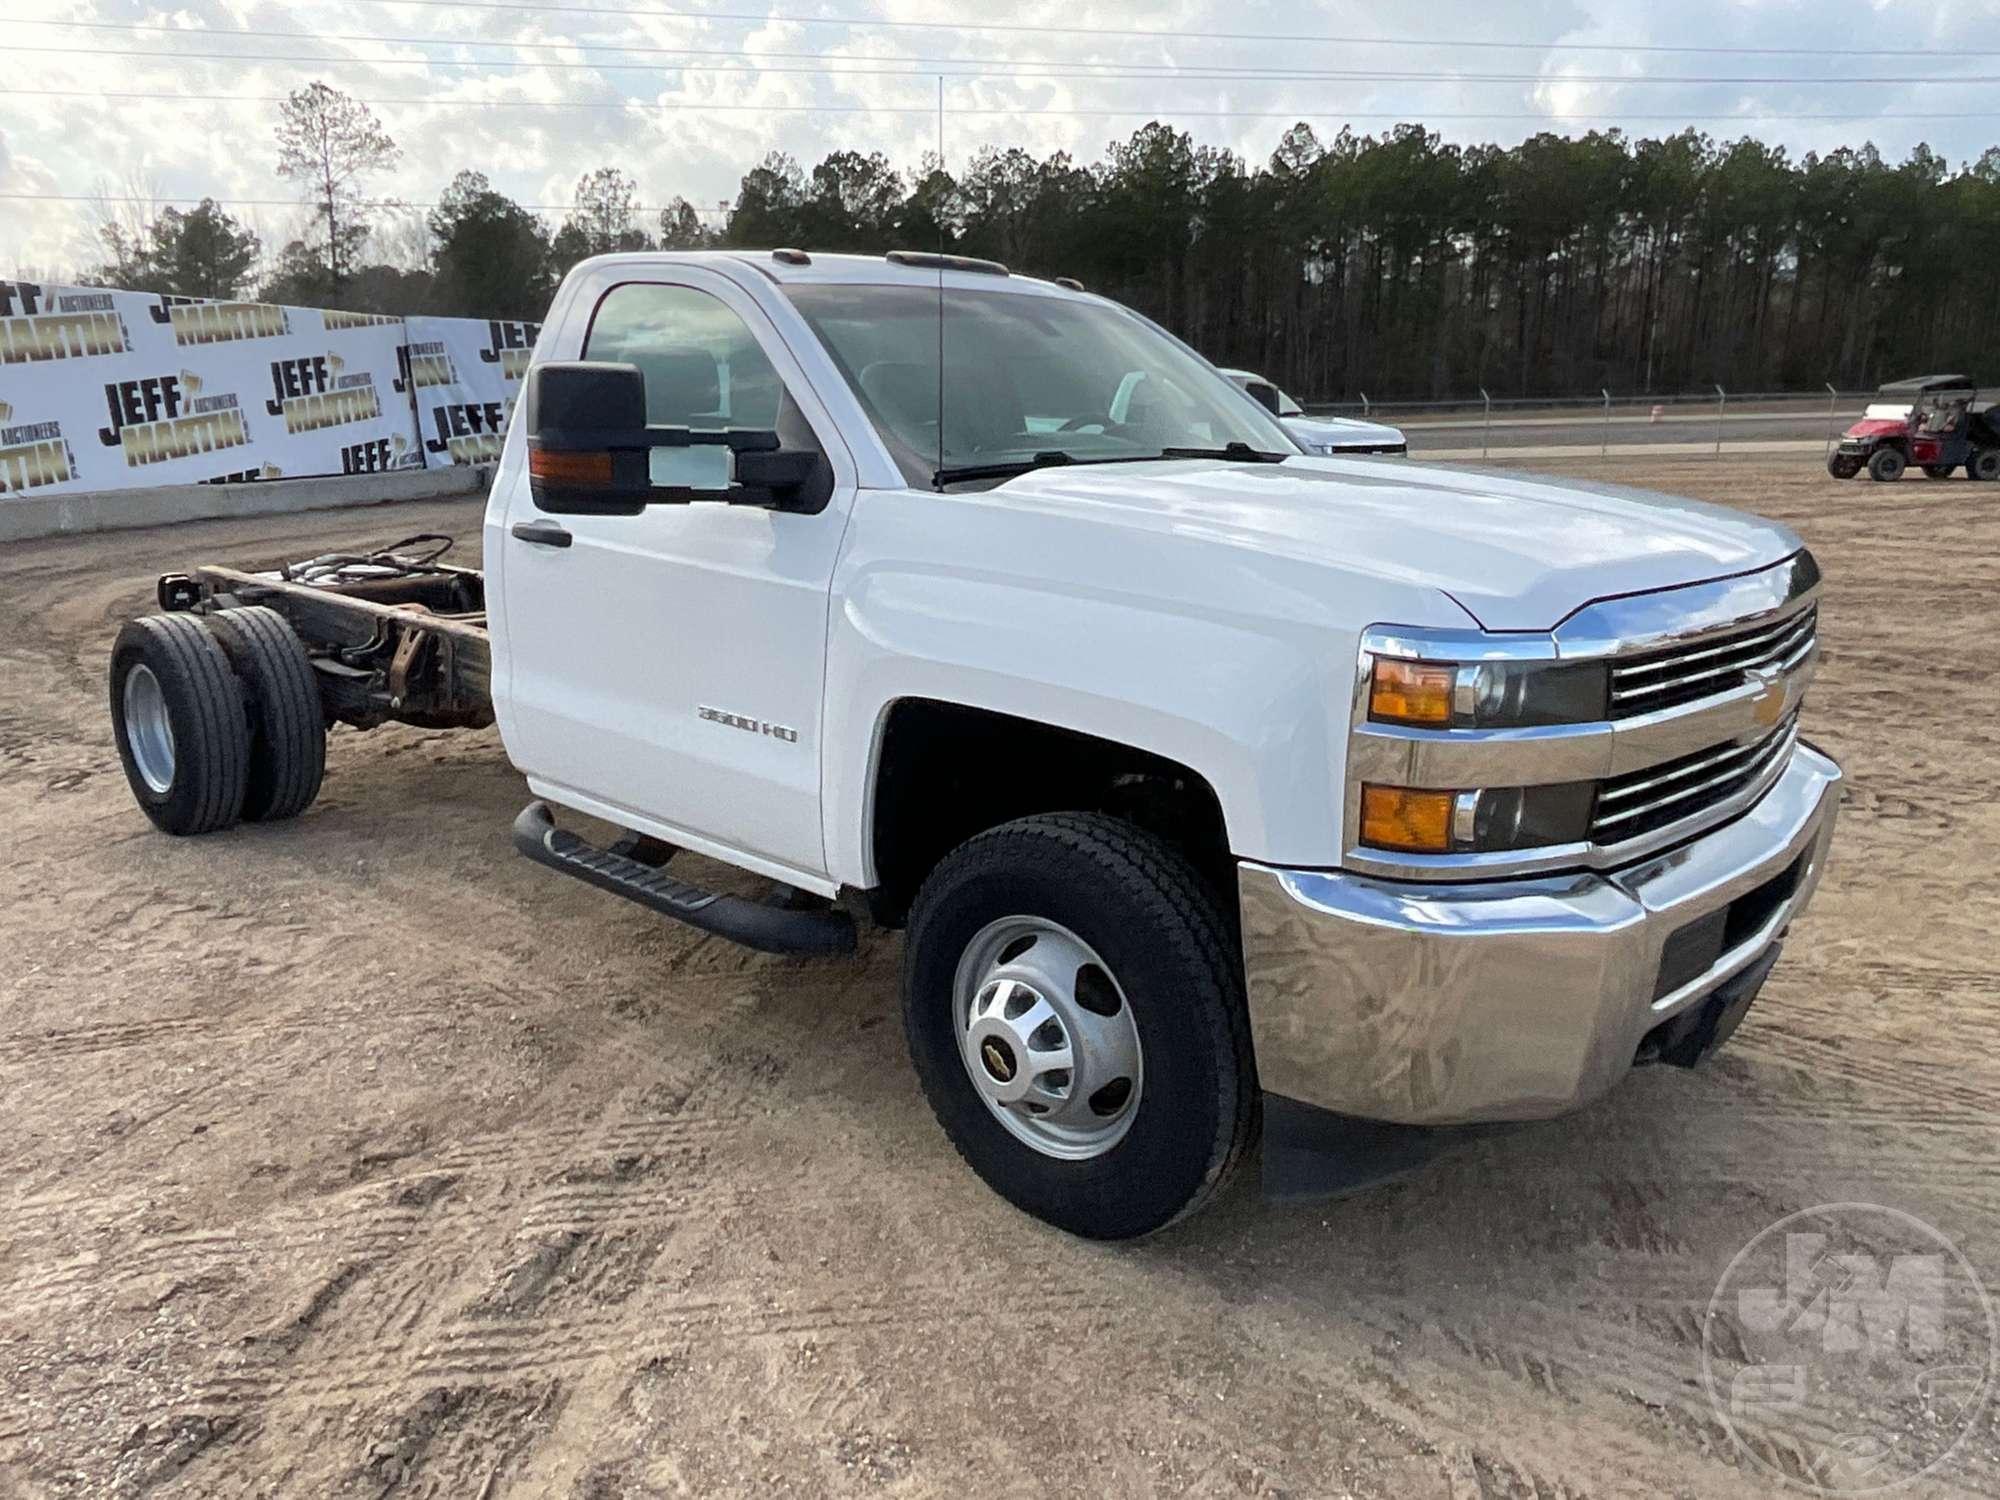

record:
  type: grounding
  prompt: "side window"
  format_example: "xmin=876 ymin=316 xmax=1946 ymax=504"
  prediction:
xmin=576 ymin=282 xmax=832 ymax=512
xmin=1244 ymin=380 xmax=1283 ymax=416
xmin=584 ymin=283 xmax=784 ymax=428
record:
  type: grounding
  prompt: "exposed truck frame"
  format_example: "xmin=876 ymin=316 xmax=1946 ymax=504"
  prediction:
xmin=164 ymin=556 xmax=494 ymax=731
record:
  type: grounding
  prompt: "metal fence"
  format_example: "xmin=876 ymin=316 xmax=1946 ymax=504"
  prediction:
xmin=1299 ymin=384 xmax=1995 ymax=462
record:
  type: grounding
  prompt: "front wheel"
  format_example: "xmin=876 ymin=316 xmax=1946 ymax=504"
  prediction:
xmin=1973 ymin=448 xmax=2000 ymax=482
xmin=902 ymin=813 xmax=1256 ymax=1239
xmin=1868 ymin=446 xmax=1907 ymax=482
xmin=1827 ymin=454 xmax=1862 ymax=479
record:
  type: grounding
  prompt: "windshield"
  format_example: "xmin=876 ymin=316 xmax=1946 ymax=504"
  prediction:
xmin=784 ymin=284 xmax=1296 ymax=485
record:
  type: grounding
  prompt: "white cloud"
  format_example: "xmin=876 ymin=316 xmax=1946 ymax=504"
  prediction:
xmin=2 ymin=0 xmax=1993 ymax=276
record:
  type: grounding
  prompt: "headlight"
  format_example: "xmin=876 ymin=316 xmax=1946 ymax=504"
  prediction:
xmin=1359 ymin=782 xmax=1595 ymax=854
xmin=1367 ymin=655 xmax=1608 ymax=729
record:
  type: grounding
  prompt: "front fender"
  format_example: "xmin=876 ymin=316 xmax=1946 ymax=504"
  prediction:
xmin=820 ymin=489 xmax=1468 ymax=887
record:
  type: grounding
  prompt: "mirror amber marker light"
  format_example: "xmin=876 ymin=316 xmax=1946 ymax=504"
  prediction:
xmin=529 ymin=448 xmax=613 ymax=487
xmin=1360 ymin=785 xmax=1455 ymax=852
xmin=1369 ymin=657 xmax=1455 ymax=725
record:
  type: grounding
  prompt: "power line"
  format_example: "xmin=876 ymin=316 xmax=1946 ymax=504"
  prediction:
xmin=19 ymin=19 xmax=1997 ymax=82
xmin=4 ymin=43 xmax=1983 ymax=86
xmin=328 ymin=0 xmax=2000 ymax=59
xmin=0 ymin=190 xmax=729 ymax=214
xmin=4 ymin=88 xmax=1988 ymax=121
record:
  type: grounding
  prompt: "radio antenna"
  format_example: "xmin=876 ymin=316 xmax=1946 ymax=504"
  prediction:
xmin=933 ymin=73 xmax=945 ymax=492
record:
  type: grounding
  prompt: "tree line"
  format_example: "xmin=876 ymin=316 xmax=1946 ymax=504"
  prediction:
xmin=89 ymin=83 xmax=2000 ymax=399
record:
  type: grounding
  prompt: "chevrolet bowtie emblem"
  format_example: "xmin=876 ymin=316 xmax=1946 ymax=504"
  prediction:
xmin=1749 ymin=666 xmax=1788 ymax=726
xmin=980 ymin=1038 xmax=1016 ymax=1083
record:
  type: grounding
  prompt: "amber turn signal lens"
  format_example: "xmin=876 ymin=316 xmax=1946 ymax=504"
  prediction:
xmin=1369 ymin=658 xmax=1455 ymax=725
xmin=529 ymin=447 xmax=613 ymax=486
xmin=1360 ymin=784 xmax=1455 ymax=853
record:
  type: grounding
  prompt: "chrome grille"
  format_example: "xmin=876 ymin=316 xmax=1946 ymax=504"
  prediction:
xmin=1591 ymin=713 xmax=1799 ymax=843
xmin=1608 ymin=606 xmax=1817 ymax=718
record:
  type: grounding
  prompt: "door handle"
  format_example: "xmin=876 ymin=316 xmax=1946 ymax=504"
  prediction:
xmin=511 ymin=520 xmax=572 ymax=548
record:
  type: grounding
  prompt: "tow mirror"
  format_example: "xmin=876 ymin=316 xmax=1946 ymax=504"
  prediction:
xmin=525 ymin=360 xmax=802 ymax=514
xmin=525 ymin=361 xmax=651 ymax=515
xmin=1246 ymin=382 xmax=1283 ymax=416
xmin=732 ymin=448 xmax=818 ymax=495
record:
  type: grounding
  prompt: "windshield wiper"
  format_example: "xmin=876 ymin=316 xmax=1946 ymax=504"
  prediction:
xmin=933 ymin=440 xmax=1288 ymax=487
xmin=932 ymin=450 xmax=1079 ymax=487
xmin=1157 ymin=441 xmax=1289 ymax=463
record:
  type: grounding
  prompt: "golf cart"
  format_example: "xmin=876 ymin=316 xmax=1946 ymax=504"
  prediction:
xmin=1828 ymin=375 xmax=2000 ymax=482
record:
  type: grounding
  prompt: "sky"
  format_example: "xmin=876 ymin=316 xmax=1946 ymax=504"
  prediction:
xmin=2 ymin=0 xmax=1996 ymax=279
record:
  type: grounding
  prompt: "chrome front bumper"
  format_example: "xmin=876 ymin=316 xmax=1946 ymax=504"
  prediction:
xmin=1239 ymin=742 xmax=1841 ymax=1126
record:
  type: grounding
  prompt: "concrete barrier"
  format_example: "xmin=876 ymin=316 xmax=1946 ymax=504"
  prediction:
xmin=0 ymin=466 xmax=492 ymax=545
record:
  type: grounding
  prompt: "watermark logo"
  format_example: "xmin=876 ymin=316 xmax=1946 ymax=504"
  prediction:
xmin=1703 ymin=1202 xmax=1995 ymax=1493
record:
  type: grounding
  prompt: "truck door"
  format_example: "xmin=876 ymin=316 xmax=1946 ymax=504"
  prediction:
xmin=493 ymin=271 xmax=852 ymax=884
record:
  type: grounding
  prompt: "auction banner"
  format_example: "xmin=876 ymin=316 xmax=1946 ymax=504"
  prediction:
xmin=0 ymin=279 xmax=522 ymax=499
xmin=401 ymin=314 xmax=542 ymax=469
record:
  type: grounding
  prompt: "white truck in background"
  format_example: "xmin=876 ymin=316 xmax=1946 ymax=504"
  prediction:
xmin=1220 ymin=367 xmax=1408 ymax=455
xmin=109 ymin=249 xmax=1840 ymax=1238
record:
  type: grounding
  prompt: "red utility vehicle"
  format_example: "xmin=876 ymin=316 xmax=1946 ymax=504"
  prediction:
xmin=1829 ymin=375 xmax=2000 ymax=482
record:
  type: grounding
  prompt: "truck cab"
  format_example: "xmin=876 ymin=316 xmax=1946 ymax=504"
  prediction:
xmin=114 ymin=249 xmax=1842 ymax=1239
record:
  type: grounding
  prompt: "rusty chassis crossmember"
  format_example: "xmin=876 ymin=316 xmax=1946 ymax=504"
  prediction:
xmin=160 ymin=562 xmax=495 ymax=732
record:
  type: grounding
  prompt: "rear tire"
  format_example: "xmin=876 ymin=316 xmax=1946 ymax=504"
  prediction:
xmin=1922 ymin=464 xmax=1957 ymax=480
xmin=204 ymin=606 xmax=326 ymax=822
xmin=1973 ymin=448 xmax=2000 ymax=482
xmin=901 ymin=812 xmax=1256 ymax=1240
xmin=109 ymin=614 xmax=250 ymax=835
xmin=1868 ymin=447 xmax=1906 ymax=482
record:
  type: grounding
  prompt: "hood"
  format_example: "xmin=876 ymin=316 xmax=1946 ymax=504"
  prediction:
xmin=989 ymin=457 xmax=1801 ymax=631
xmin=1844 ymin=416 xmax=1908 ymax=439
xmin=1282 ymin=413 xmax=1406 ymax=448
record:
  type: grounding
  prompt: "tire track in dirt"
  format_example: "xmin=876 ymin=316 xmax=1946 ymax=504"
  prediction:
xmin=185 ymin=1282 xmax=1123 ymax=1409
xmin=1335 ymin=1289 xmax=1992 ymax=1497
xmin=108 ymin=948 xmax=885 ymax=1488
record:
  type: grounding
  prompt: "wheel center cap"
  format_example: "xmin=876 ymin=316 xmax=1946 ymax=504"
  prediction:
xmin=979 ymin=1037 xmax=1017 ymax=1083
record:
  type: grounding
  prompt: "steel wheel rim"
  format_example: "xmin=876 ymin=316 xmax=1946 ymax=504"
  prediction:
xmin=952 ymin=916 xmax=1143 ymax=1161
xmin=122 ymin=663 xmax=176 ymax=794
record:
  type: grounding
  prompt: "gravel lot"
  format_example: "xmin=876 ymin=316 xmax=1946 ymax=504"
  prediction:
xmin=2 ymin=455 xmax=1995 ymax=1497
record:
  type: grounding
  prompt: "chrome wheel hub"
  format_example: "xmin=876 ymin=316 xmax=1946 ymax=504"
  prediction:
xmin=953 ymin=917 xmax=1143 ymax=1161
xmin=122 ymin=663 xmax=176 ymax=794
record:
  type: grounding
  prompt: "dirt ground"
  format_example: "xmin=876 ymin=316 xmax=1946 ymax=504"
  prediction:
xmin=1 ymin=455 xmax=1995 ymax=1498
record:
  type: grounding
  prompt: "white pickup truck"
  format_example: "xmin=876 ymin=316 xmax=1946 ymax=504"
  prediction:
xmin=110 ymin=249 xmax=1840 ymax=1238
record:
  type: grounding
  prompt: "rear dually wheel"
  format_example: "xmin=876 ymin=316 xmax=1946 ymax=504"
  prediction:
xmin=204 ymin=605 xmax=326 ymax=822
xmin=109 ymin=614 xmax=250 ymax=835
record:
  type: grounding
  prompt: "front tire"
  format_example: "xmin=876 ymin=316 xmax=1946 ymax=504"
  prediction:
xmin=1827 ymin=454 xmax=1861 ymax=479
xmin=1973 ymin=448 xmax=2000 ymax=482
xmin=1868 ymin=446 xmax=1907 ymax=482
xmin=902 ymin=813 xmax=1256 ymax=1239
xmin=109 ymin=614 xmax=250 ymax=835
